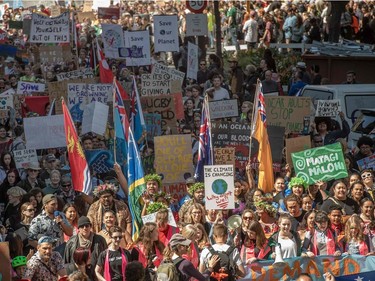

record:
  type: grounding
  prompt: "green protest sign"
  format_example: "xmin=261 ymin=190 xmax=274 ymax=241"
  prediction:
xmin=291 ymin=142 xmax=348 ymax=184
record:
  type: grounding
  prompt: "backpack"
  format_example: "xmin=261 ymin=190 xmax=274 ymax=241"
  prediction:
xmin=207 ymin=246 xmax=237 ymax=281
xmin=156 ymin=257 xmax=184 ymax=281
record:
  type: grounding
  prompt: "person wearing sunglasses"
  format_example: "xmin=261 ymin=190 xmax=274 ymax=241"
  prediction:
xmin=361 ymin=169 xmax=375 ymax=200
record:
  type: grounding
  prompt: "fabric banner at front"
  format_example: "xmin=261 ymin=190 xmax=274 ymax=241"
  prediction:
xmin=29 ymin=12 xmax=70 ymax=43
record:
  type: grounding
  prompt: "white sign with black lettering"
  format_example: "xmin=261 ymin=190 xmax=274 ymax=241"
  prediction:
xmin=13 ymin=149 xmax=38 ymax=169
xmin=209 ymin=99 xmax=239 ymax=119
xmin=315 ymin=99 xmax=341 ymax=117
xmin=153 ymin=15 xmax=179 ymax=52
xmin=30 ymin=12 xmax=70 ymax=43
xmin=186 ymin=13 xmax=208 ymax=36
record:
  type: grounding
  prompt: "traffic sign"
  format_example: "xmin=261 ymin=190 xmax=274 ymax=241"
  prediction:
xmin=186 ymin=0 xmax=207 ymax=13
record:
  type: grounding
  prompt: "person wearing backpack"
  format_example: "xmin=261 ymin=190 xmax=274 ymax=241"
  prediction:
xmin=199 ymin=224 xmax=246 ymax=281
xmin=159 ymin=233 xmax=219 ymax=281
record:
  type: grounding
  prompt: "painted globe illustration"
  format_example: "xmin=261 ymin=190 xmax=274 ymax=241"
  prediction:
xmin=212 ymin=179 xmax=228 ymax=195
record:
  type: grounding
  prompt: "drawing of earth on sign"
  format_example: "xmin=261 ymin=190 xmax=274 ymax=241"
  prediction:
xmin=70 ymin=103 xmax=84 ymax=123
xmin=212 ymin=179 xmax=228 ymax=195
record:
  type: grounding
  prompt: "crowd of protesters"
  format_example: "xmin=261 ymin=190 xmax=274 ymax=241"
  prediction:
xmin=0 ymin=0 xmax=374 ymax=281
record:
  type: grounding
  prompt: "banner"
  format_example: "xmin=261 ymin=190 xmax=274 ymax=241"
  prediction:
xmin=13 ymin=148 xmax=38 ymax=169
xmin=187 ymin=41 xmax=198 ymax=80
xmin=204 ymin=165 xmax=235 ymax=210
xmin=24 ymin=115 xmax=66 ymax=149
xmin=356 ymin=154 xmax=375 ymax=171
xmin=153 ymin=15 xmax=179 ymax=52
xmin=81 ymin=101 xmax=109 ymax=136
xmin=144 ymin=113 xmax=161 ymax=140
xmin=16 ymin=81 xmax=45 ymax=95
xmin=186 ymin=13 xmax=208 ymax=36
xmin=291 ymin=142 xmax=348 ymax=184
xmin=285 ymin=135 xmax=311 ymax=167
xmin=101 ymin=23 xmax=124 ymax=59
xmin=56 ymin=68 xmax=94 ymax=81
xmin=209 ymin=99 xmax=239 ymax=119
xmin=39 ymin=45 xmax=72 ymax=64
xmin=214 ymin=147 xmax=235 ymax=165
xmin=30 ymin=12 xmax=70 ymax=43
xmin=243 ymin=255 xmax=375 ymax=281
xmin=85 ymin=149 xmax=115 ymax=174
xmin=154 ymin=135 xmax=194 ymax=184
xmin=122 ymin=30 xmax=151 ymax=66
xmin=265 ymin=96 xmax=311 ymax=133
xmin=315 ymin=99 xmax=341 ymax=117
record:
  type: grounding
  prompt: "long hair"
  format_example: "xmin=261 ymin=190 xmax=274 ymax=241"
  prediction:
xmin=20 ymin=202 xmax=33 ymax=221
xmin=247 ymin=220 xmax=267 ymax=249
xmin=5 ymin=232 xmax=23 ymax=258
xmin=63 ymin=203 xmax=79 ymax=226
xmin=195 ymin=223 xmax=209 ymax=250
xmin=181 ymin=224 xmax=197 ymax=240
xmin=137 ymin=222 xmax=164 ymax=258
xmin=73 ymin=247 xmax=90 ymax=266
xmin=344 ymin=214 xmax=364 ymax=243
xmin=186 ymin=203 xmax=206 ymax=224
xmin=0 ymin=151 xmax=16 ymax=170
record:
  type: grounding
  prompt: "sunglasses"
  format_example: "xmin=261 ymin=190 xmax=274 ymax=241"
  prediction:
xmin=62 ymin=184 xmax=71 ymax=187
xmin=362 ymin=173 xmax=373 ymax=179
xmin=200 ymin=64 xmax=206 ymax=66
xmin=243 ymin=216 xmax=253 ymax=220
xmin=80 ymin=224 xmax=91 ymax=229
xmin=26 ymin=209 xmax=35 ymax=212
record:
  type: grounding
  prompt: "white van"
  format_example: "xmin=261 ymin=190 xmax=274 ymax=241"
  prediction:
xmin=299 ymin=84 xmax=375 ymax=148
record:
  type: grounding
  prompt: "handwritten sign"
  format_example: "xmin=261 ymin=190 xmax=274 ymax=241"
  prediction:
xmin=141 ymin=208 xmax=177 ymax=227
xmin=285 ymin=136 xmax=311 ymax=167
xmin=186 ymin=13 xmax=208 ymax=36
xmin=214 ymin=147 xmax=235 ymax=165
xmin=0 ymin=96 xmax=13 ymax=110
xmin=13 ymin=149 xmax=38 ymax=169
xmin=162 ymin=183 xmax=188 ymax=203
xmin=357 ymin=154 xmax=375 ymax=171
xmin=153 ymin=15 xmax=179 ymax=52
xmin=56 ymin=68 xmax=94 ymax=81
xmin=16 ymin=81 xmax=45 ymax=95
xmin=101 ymin=23 xmax=124 ymax=59
xmin=30 ymin=12 xmax=70 ymax=43
xmin=315 ymin=99 xmax=341 ymax=117
xmin=152 ymin=59 xmax=185 ymax=85
xmin=187 ymin=41 xmax=198 ymax=80
xmin=122 ymin=30 xmax=151 ymax=66
xmin=39 ymin=45 xmax=72 ymax=64
xmin=209 ymin=99 xmax=238 ymax=119
xmin=154 ymin=135 xmax=194 ymax=184
xmin=265 ymin=96 xmax=311 ymax=133
xmin=292 ymin=143 xmax=348 ymax=184
xmin=204 ymin=165 xmax=234 ymax=210
xmin=141 ymin=73 xmax=171 ymax=96
xmin=97 ymin=7 xmax=120 ymax=19
xmin=144 ymin=113 xmax=162 ymax=139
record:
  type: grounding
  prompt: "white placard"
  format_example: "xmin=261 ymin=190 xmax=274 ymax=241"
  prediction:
xmin=16 ymin=81 xmax=45 ymax=95
xmin=209 ymin=99 xmax=239 ymax=119
xmin=0 ymin=96 xmax=13 ymax=110
xmin=151 ymin=59 xmax=185 ymax=85
xmin=140 ymin=74 xmax=171 ymax=96
xmin=24 ymin=115 xmax=66 ymax=149
xmin=204 ymin=165 xmax=235 ymax=210
xmin=153 ymin=15 xmax=179 ymax=52
xmin=141 ymin=208 xmax=177 ymax=227
xmin=122 ymin=30 xmax=151 ymax=66
xmin=93 ymin=0 xmax=110 ymax=10
xmin=0 ymin=88 xmax=15 ymax=97
xmin=186 ymin=13 xmax=208 ymax=36
xmin=315 ymin=99 xmax=342 ymax=117
xmin=101 ymin=24 xmax=125 ymax=59
xmin=81 ymin=101 xmax=109 ymax=136
xmin=13 ymin=149 xmax=38 ymax=169
xmin=187 ymin=42 xmax=198 ymax=80
xmin=56 ymin=68 xmax=94 ymax=81
xmin=30 ymin=12 xmax=70 ymax=43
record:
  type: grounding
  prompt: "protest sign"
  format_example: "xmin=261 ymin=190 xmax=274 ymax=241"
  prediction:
xmin=357 ymin=154 xmax=375 ymax=171
xmin=153 ymin=15 xmax=179 ymax=52
xmin=16 ymin=81 xmax=45 ymax=95
xmin=77 ymin=11 xmax=96 ymax=22
xmin=186 ymin=13 xmax=208 ymax=36
xmin=121 ymin=30 xmax=151 ymax=66
xmin=56 ymin=68 xmax=94 ymax=81
xmin=154 ymin=135 xmax=194 ymax=184
xmin=39 ymin=45 xmax=72 ymax=64
xmin=204 ymin=165 xmax=234 ymax=210
xmin=81 ymin=101 xmax=109 ymax=136
xmin=97 ymin=7 xmax=120 ymax=19
xmin=0 ymin=242 xmax=11 ymax=281
xmin=144 ymin=113 xmax=162 ymax=139
xmin=0 ymin=96 xmax=13 ymax=110
xmin=83 ymin=0 xmax=93 ymax=11
xmin=50 ymin=5 xmax=61 ymax=17
xmin=93 ymin=0 xmax=110 ymax=10
xmin=0 ymin=88 xmax=15 ymax=97
xmin=285 ymin=135 xmax=311 ymax=167
xmin=101 ymin=24 xmax=124 ymax=59
xmin=85 ymin=150 xmax=115 ymax=174
xmin=214 ymin=147 xmax=235 ymax=165
xmin=265 ymin=96 xmax=311 ymax=133
xmin=151 ymin=59 xmax=185 ymax=86
xmin=292 ymin=142 xmax=348 ymax=184
xmin=13 ymin=149 xmax=38 ymax=169
xmin=209 ymin=99 xmax=239 ymax=119
xmin=141 ymin=73 xmax=171 ymax=96
xmin=30 ymin=12 xmax=70 ymax=43
xmin=162 ymin=182 xmax=188 ymax=203
xmin=142 ymin=208 xmax=177 ymax=227
xmin=315 ymin=99 xmax=341 ymax=117
xmin=187 ymin=42 xmax=198 ymax=80
xmin=24 ymin=115 xmax=66 ymax=149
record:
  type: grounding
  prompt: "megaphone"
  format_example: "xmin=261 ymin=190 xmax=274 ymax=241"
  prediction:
xmin=227 ymin=215 xmax=242 ymax=231
xmin=273 ymin=243 xmax=286 ymax=267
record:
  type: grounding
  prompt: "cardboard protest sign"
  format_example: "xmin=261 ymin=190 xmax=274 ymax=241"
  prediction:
xmin=144 ymin=113 xmax=161 ymax=139
xmin=292 ymin=142 xmax=348 ymax=184
xmin=154 ymin=135 xmax=194 ymax=184
xmin=13 ymin=149 xmax=38 ymax=169
xmin=101 ymin=24 xmax=124 ymax=59
xmin=77 ymin=11 xmax=96 ymax=22
xmin=162 ymin=182 xmax=188 ymax=203
xmin=81 ymin=101 xmax=109 ymax=136
xmin=315 ymin=99 xmax=341 ymax=117
xmin=153 ymin=15 xmax=179 ymax=52
xmin=186 ymin=13 xmax=208 ymax=36
xmin=209 ymin=99 xmax=239 ymax=119
xmin=0 ymin=242 xmax=11 ymax=281
xmin=83 ymin=0 xmax=93 ymax=11
xmin=50 ymin=5 xmax=61 ymax=17
xmin=16 ymin=81 xmax=45 ymax=95
xmin=98 ymin=7 xmax=120 ymax=19
xmin=142 ymin=208 xmax=177 ymax=227
xmin=187 ymin=42 xmax=198 ymax=80
xmin=141 ymin=73 xmax=171 ymax=96
xmin=56 ymin=68 xmax=94 ymax=81
xmin=30 ymin=12 xmax=70 ymax=43
xmin=24 ymin=115 xmax=66 ymax=149
xmin=265 ymin=96 xmax=311 ymax=133
xmin=357 ymin=155 xmax=375 ymax=171
xmin=204 ymin=165 xmax=235 ymax=210
xmin=285 ymin=135 xmax=311 ymax=167
xmin=85 ymin=149 xmax=115 ymax=174
xmin=39 ymin=45 xmax=72 ymax=64
xmin=121 ymin=30 xmax=151 ymax=66
xmin=214 ymin=147 xmax=235 ymax=165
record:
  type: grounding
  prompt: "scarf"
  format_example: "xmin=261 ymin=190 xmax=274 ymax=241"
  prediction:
xmin=182 ymin=242 xmax=199 ymax=267
xmin=313 ymin=228 xmax=336 ymax=255
xmin=104 ymin=248 xmax=127 ymax=281
xmin=137 ymin=243 xmax=163 ymax=268
xmin=158 ymin=225 xmax=178 ymax=246
xmin=240 ymin=240 xmax=270 ymax=262
xmin=78 ymin=232 xmax=94 ymax=249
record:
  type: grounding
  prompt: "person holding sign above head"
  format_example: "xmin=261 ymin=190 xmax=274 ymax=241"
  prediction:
xmin=312 ymin=112 xmax=350 ymax=145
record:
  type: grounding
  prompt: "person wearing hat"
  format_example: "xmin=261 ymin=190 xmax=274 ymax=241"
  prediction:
xmin=4 ymin=56 xmax=15 ymax=76
xmin=64 ymin=216 xmax=107 ymax=279
xmin=162 ymin=233 xmax=219 ymax=281
xmin=296 ymin=62 xmax=311 ymax=84
xmin=11 ymin=255 xmax=28 ymax=279
xmin=313 ymin=111 xmax=349 ymax=145
xmin=39 ymin=153 xmax=58 ymax=183
xmin=28 ymin=194 xmax=73 ymax=250
xmin=179 ymin=183 xmax=205 ymax=225
xmin=3 ymin=186 xmax=26 ymax=227
xmin=228 ymin=56 xmax=245 ymax=102
xmin=16 ymin=162 xmax=46 ymax=193
xmin=23 ymin=236 xmax=67 ymax=280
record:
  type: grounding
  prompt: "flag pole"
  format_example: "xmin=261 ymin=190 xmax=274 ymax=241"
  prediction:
xmin=113 ymin=77 xmax=117 ymax=164
xmin=248 ymin=80 xmax=260 ymax=159
xmin=204 ymin=95 xmax=214 ymax=164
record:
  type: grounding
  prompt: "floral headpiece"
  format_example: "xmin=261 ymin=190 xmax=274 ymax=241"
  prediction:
xmin=145 ymin=174 xmax=162 ymax=188
xmin=188 ymin=182 xmax=204 ymax=195
xmin=153 ymin=191 xmax=172 ymax=203
xmin=254 ymin=201 xmax=278 ymax=218
xmin=93 ymin=183 xmax=116 ymax=197
xmin=289 ymin=177 xmax=308 ymax=190
xmin=146 ymin=202 xmax=168 ymax=214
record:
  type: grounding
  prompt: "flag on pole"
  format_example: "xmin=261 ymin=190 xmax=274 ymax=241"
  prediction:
xmin=130 ymin=76 xmax=145 ymax=144
xmin=96 ymin=39 xmax=113 ymax=84
xmin=62 ymin=99 xmax=92 ymax=194
xmin=194 ymin=97 xmax=213 ymax=182
xmin=113 ymin=79 xmax=130 ymax=140
xmin=251 ymin=82 xmax=274 ymax=193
